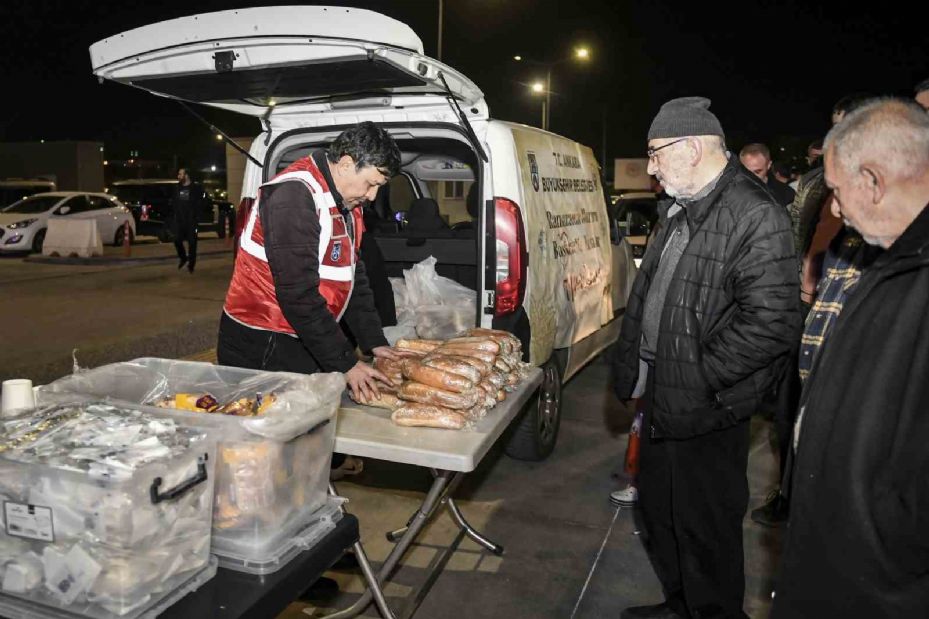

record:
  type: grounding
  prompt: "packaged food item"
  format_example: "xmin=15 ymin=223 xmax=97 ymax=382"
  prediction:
xmin=0 ymin=402 xmax=215 ymax=618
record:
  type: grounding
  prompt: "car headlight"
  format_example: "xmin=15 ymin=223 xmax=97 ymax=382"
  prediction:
xmin=7 ymin=218 xmax=38 ymax=229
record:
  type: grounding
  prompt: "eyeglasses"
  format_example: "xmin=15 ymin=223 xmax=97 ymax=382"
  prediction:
xmin=646 ymin=137 xmax=689 ymax=162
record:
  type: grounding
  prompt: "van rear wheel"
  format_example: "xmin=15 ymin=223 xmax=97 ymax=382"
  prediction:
xmin=504 ymin=358 xmax=562 ymax=461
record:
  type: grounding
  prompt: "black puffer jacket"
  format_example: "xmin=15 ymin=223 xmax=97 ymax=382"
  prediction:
xmin=612 ymin=158 xmax=801 ymax=438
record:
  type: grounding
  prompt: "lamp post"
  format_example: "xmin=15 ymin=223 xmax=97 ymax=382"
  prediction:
xmin=437 ymin=0 xmax=444 ymax=61
xmin=515 ymin=46 xmax=590 ymax=131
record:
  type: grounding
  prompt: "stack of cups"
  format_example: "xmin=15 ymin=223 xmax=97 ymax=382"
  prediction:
xmin=1 ymin=379 xmax=36 ymax=417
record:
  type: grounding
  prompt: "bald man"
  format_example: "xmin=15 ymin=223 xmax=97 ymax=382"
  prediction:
xmin=772 ymin=98 xmax=929 ymax=618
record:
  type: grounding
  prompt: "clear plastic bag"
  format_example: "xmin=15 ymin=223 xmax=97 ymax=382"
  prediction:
xmin=391 ymin=256 xmax=476 ymax=340
xmin=38 ymin=359 xmax=345 ymax=443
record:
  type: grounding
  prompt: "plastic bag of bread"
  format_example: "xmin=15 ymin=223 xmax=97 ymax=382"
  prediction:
xmin=391 ymin=403 xmax=468 ymax=429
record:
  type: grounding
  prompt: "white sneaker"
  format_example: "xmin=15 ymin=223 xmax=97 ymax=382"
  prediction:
xmin=610 ymin=484 xmax=638 ymax=507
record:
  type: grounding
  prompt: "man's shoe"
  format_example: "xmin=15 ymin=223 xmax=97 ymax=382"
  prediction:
xmin=620 ymin=602 xmax=686 ymax=619
xmin=610 ymin=484 xmax=638 ymax=507
xmin=330 ymin=455 xmax=364 ymax=481
xmin=751 ymin=490 xmax=789 ymax=527
xmin=177 ymin=257 xmax=187 ymax=270
xmin=187 ymin=263 xmax=195 ymax=274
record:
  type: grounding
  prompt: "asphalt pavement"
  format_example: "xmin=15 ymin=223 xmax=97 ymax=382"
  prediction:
xmin=0 ymin=234 xmax=234 ymax=384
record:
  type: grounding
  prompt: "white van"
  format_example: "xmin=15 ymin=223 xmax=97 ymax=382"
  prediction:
xmin=90 ymin=6 xmax=637 ymax=460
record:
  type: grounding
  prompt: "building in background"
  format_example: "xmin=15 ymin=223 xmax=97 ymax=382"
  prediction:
xmin=0 ymin=141 xmax=104 ymax=192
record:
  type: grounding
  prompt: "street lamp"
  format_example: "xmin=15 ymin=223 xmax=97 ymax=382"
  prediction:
xmin=514 ymin=46 xmax=591 ymax=131
xmin=530 ymin=81 xmax=546 ymax=128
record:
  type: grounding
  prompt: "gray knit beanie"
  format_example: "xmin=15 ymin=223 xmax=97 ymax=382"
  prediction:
xmin=647 ymin=96 xmax=725 ymax=141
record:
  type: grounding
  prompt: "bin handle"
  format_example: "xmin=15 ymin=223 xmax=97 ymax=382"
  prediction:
xmin=150 ymin=453 xmax=209 ymax=504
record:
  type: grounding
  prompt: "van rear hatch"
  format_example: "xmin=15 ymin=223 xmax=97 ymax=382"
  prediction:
xmin=89 ymin=6 xmax=487 ymax=127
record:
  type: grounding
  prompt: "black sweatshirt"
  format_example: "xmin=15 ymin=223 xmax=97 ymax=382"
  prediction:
xmin=257 ymin=151 xmax=387 ymax=373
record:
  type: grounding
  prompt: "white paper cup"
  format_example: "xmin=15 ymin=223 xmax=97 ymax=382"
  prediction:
xmin=2 ymin=379 xmax=35 ymax=416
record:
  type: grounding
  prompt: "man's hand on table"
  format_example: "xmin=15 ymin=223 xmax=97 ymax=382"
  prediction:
xmin=345 ymin=361 xmax=391 ymax=404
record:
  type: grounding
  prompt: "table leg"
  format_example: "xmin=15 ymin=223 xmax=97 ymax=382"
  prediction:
xmin=325 ymin=483 xmax=396 ymax=619
xmin=445 ymin=497 xmax=504 ymax=556
xmin=386 ymin=470 xmax=464 ymax=542
xmin=322 ymin=471 xmax=459 ymax=619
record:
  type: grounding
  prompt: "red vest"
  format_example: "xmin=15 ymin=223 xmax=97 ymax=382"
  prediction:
xmin=224 ymin=157 xmax=364 ymax=335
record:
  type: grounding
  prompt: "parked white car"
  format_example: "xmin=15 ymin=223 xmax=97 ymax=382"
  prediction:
xmin=0 ymin=192 xmax=135 ymax=253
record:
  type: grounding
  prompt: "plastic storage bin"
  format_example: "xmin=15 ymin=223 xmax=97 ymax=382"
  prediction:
xmin=0 ymin=402 xmax=216 ymax=618
xmin=40 ymin=358 xmax=343 ymax=575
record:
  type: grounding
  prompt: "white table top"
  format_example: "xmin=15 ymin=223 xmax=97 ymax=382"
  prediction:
xmin=334 ymin=367 xmax=543 ymax=472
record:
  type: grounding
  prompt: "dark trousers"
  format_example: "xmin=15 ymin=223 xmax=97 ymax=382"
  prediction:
xmin=217 ymin=311 xmax=322 ymax=373
xmin=772 ymin=358 xmax=800 ymax=486
xmin=638 ymin=374 xmax=752 ymax=619
xmin=217 ymin=312 xmax=346 ymax=468
xmin=173 ymin=214 xmax=198 ymax=267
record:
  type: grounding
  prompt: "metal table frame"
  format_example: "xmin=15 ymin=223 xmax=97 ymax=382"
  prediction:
xmin=321 ymin=368 xmax=542 ymax=619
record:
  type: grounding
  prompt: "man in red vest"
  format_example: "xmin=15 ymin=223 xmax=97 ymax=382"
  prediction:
xmin=218 ymin=121 xmax=402 ymax=402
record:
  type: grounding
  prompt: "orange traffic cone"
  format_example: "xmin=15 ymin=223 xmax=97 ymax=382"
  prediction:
xmin=122 ymin=221 xmax=132 ymax=257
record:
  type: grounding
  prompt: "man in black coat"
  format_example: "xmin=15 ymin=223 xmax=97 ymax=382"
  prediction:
xmin=613 ymin=97 xmax=801 ymax=619
xmin=772 ymin=99 xmax=929 ymax=618
xmin=172 ymin=167 xmax=208 ymax=273
xmin=738 ymin=143 xmax=795 ymax=208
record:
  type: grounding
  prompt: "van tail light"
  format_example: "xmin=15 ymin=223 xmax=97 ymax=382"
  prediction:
xmin=494 ymin=197 xmax=527 ymax=317
xmin=140 ymin=204 xmax=151 ymax=221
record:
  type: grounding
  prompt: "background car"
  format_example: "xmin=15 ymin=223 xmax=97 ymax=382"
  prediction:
xmin=108 ymin=179 xmax=231 ymax=242
xmin=612 ymin=191 xmax=659 ymax=267
xmin=0 ymin=192 xmax=135 ymax=253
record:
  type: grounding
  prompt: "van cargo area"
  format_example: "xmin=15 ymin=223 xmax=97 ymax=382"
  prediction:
xmin=271 ymin=127 xmax=484 ymax=325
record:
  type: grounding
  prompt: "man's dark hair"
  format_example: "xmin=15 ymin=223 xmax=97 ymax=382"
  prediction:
xmin=739 ymin=143 xmax=771 ymax=160
xmin=808 ymin=138 xmax=824 ymax=152
xmin=327 ymin=121 xmax=401 ymax=177
xmin=915 ymin=77 xmax=929 ymax=94
xmin=833 ymin=93 xmax=873 ymax=117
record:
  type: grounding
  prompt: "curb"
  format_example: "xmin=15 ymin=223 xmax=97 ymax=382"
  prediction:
xmin=24 ymin=248 xmax=231 ymax=266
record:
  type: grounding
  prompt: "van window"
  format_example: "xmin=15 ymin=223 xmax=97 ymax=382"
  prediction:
xmin=443 ymin=181 xmax=465 ymax=199
xmin=388 ymin=175 xmax=415 ymax=213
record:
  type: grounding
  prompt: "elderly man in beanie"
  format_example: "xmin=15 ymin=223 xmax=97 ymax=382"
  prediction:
xmin=612 ymin=97 xmax=800 ymax=619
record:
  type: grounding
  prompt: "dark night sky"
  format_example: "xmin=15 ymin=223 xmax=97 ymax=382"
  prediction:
xmin=0 ymin=0 xmax=925 ymax=171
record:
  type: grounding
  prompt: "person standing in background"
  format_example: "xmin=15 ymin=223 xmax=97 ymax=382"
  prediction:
xmin=173 ymin=167 xmax=208 ymax=274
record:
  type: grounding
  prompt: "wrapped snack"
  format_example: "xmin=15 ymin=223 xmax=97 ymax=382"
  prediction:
xmin=468 ymin=328 xmax=522 ymax=351
xmin=425 ymin=353 xmax=492 ymax=377
xmin=421 ymin=356 xmax=482 ymax=384
xmin=401 ymin=359 xmax=474 ymax=394
xmin=391 ymin=404 xmax=467 ymax=429
xmin=398 ymin=381 xmax=482 ymax=410
xmin=444 ymin=337 xmax=501 ymax=354
xmin=395 ymin=338 xmax=442 ymax=354
xmin=431 ymin=346 xmax=496 ymax=365
xmin=351 ymin=392 xmax=402 ymax=411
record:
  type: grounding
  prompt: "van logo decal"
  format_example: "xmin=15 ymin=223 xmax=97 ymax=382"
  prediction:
xmin=527 ymin=152 xmax=540 ymax=192
xmin=330 ymin=241 xmax=342 ymax=262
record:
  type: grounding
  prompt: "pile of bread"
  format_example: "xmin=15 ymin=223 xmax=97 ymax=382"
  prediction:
xmin=358 ymin=328 xmax=528 ymax=430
